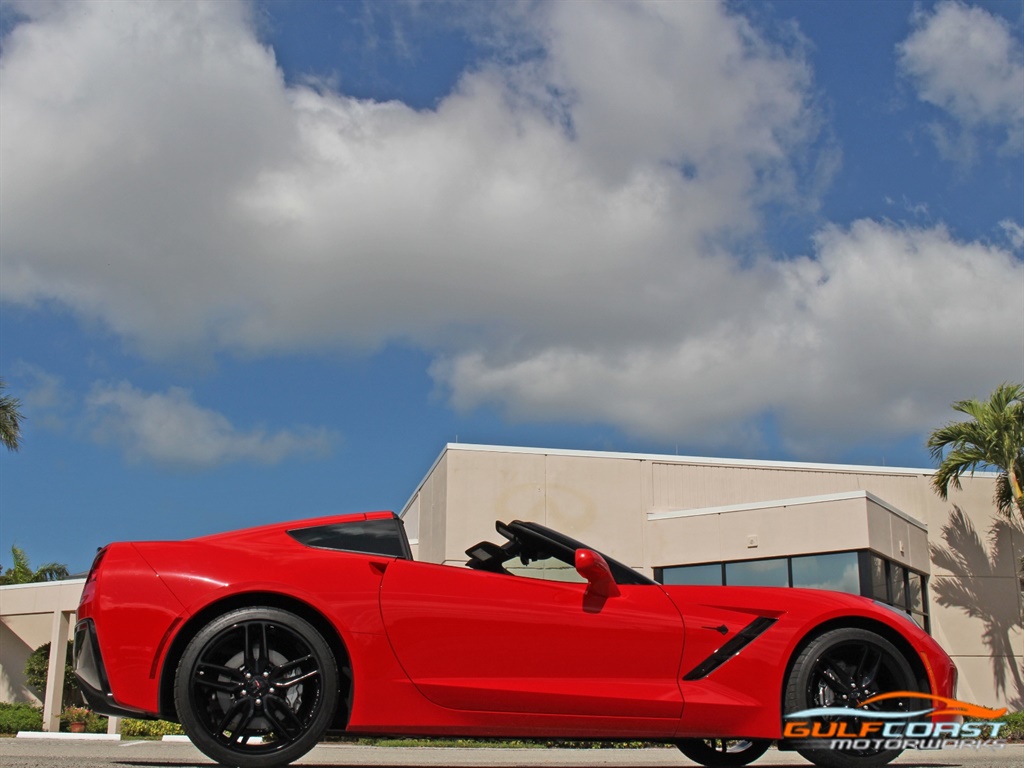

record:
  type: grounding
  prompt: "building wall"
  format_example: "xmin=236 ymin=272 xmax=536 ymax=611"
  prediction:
xmin=402 ymin=444 xmax=1024 ymax=710
xmin=0 ymin=615 xmax=46 ymax=705
xmin=646 ymin=493 xmax=930 ymax=574
xmin=0 ymin=580 xmax=84 ymax=707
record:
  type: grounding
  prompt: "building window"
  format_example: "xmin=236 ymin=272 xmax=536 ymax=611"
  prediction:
xmin=656 ymin=550 xmax=928 ymax=632
xmin=726 ymin=558 xmax=788 ymax=587
xmin=859 ymin=552 xmax=929 ymax=631
xmin=661 ymin=562 xmax=723 ymax=586
xmin=870 ymin=554 xmax=888 ymax=601
xmin=908 ymin=571 xmax=926 ymax=628
xmin=791 ymin=552 xmax=860 ymax=594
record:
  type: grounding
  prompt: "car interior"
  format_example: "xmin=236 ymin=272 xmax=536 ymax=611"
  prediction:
xmin=465 ymin=520 xmax=654 ymax=585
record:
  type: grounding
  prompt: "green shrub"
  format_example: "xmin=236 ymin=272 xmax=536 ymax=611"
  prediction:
xmin=964 ymin=710 xmax=1023 ymax=742
xmin=84 ymin=711 xmax=109 ymax=734
xmin=24 ymin=641 xmax=80 ymax=707
xmin=0 ymin=702 xmax=43 ymax=734
xmin=60 ymin=705 xmax=89 ymax=723
xmin=52 ymin=706 xmax=108 ymax=733
xmin=542 ymin=739 xmax=655 ymax=748
xmin=119 ymin=718 xmax=185 ymax=738
xmin=994 ymin=711 xmax=1024 ymax=741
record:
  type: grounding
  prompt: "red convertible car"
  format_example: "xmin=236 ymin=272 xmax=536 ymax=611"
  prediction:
xmin=74 ymin=511 xmax=956 ymax=768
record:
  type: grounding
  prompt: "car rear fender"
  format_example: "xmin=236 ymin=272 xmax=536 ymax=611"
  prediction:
xmin=76 ymin=543 xmax=189 ymax=715
xmin=157 ymin=590 xmax=356 ymax=727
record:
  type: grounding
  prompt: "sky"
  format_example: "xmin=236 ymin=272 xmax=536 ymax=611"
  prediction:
xmin=1 ymin=0 xmax=1022 ymax=574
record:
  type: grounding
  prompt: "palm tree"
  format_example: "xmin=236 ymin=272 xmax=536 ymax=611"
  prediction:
xmin=0 ymin=545 xmax=70 ymax=585
xmin=927 ymin=382 xmax=1024 ymax=521
xmin=0 ymin=377 xmax=24 ymax=451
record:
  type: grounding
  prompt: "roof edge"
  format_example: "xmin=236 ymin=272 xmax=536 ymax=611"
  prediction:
xmin=439 ymin=442 xmax=958 ymax=476
xmin=648 ymin=490 xmax=927 ymax=531
xmin=0 ymin=577 xmax=86 ymax=591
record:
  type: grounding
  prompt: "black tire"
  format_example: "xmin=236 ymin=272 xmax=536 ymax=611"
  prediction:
xmin=676 ymin=738 xmax=772 ymax=767
xmin=784 ymin=628 xmax=921 ymax=768
xmin=174 ymin=607 xmax=338 ymax=768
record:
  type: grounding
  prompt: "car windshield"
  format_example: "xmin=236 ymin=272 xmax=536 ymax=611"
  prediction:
xmin=465 ymin=520 xmax=655 ymax=586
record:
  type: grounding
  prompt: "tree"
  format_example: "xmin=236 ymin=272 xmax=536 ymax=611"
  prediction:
xmin=927 ymin=382 xmax=1024 ymax=521
xmin=24 ymin=641 xmax=81 ymax=707
xmin=0 ymin=377 xmax=24 ymax=451
xmin=0 ymin=545 xmax=70 ymax=585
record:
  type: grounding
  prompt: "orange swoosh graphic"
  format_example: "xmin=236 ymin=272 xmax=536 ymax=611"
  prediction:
xmin=860 ymin=692 xmax=1006 ymax=719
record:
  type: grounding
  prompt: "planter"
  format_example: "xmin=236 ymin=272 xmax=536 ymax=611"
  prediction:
xmin=69 ymin=721 xmax=86 ymax=733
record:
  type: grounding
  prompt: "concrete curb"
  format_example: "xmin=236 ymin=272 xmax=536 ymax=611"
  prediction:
xmin=16 ymin=731 xmax=121 ymax=741
xmin=162 ymin=733 xmax=265 ymax=744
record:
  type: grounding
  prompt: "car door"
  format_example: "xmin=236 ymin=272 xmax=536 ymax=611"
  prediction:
xmin=379 ymin=558 xmax=684 ymax=720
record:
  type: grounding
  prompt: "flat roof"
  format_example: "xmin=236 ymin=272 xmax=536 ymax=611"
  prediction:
xmin=401 ymin=442 xmax=995 ymax=517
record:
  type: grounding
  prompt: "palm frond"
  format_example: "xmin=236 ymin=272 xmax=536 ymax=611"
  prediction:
xmin=927 ymin=383 xmax=1024 ymax=520
xmin=0 ymin=377 xmax=25 ymax=452
xmin=33 ymin=563 xmax=71 ymax=582
xmin=0 ymin=545 xmax=69 ymax=584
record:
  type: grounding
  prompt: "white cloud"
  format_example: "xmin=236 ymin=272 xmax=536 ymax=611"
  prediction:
xmin=0 ymin=1 xmax=1020 ymax=457
xmin=11 ymin=362 xmax=72 ymax=431
xmin=1001 ymin=219 xmax=1024 ymax=250
xmin=897 ymin=1 xmax=1024 ymax=157
xmin=435 ymin=220 xmax=1024 ymax=455
xmin=87 ymin=382 xmax=334 ymax=468
xmin=0 ymin=0 xmax=818 ymax=356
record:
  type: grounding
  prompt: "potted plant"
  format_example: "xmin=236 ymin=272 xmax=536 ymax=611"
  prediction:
xmin=62 ymin=705 xmax=90 ymax=733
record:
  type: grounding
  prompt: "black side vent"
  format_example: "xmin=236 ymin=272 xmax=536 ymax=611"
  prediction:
xmin=683 ymin=617 xmax=777 ymax=681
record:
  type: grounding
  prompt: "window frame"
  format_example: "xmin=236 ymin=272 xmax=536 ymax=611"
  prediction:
xmin=656 ymin=549 xmax=929 ymax=632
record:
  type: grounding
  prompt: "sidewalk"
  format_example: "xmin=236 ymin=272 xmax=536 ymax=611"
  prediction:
xmin=2 ymin=737 xmax=1021 ymax=768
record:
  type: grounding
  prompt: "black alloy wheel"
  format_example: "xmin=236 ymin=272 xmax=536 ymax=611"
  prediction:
xmin=784 ymin=627 xmax=921 ymax=768
xmin=175 ymin=607 xmax=338 ymax=768
xmin=676 ymin=738 xmax=772 ymax=767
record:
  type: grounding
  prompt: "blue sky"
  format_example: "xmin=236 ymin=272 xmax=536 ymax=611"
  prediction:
xmin=1 ymin=0 xmax=1022 ymax=573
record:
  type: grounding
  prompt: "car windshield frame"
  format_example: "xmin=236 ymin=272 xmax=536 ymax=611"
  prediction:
xmin=465 ymin=519 xmax=655 ymax=586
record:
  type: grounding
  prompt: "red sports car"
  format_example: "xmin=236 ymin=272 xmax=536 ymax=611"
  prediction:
xmin=74 ymin=511 xmax=956 ymax=768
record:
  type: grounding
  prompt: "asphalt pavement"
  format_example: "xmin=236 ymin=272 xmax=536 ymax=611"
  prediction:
xmin=0 ymin=737 xmax=1021 ymax=768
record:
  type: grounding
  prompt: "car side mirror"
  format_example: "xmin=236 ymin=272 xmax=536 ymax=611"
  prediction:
xmin=575 ymin=548 xmax=620 ymax=598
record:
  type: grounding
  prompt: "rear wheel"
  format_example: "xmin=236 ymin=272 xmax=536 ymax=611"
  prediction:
xmin=174 ymin=607 xmax=338 ymax=768
xmin=676 ymin=738 xmax=772 ymax=767
xmin=784 ymin=628 xmax=920 ymax=768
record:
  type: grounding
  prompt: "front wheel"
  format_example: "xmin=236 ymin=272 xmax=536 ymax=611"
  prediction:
xmin=676 ymin=738 xmax=772 ymax=767
xmin=174 ymin=607 xmax=338 ymax=768
xmin=784 ymin=628 xmax=921 ymax=768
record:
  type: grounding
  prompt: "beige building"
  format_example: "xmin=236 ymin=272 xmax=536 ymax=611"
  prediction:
xmin=0 ymin=579 xmax=86 ymax=731
xmin=3 ymin=442 xmax=1022 ymax=726
xmin=402 ymin=443 xmax=1024 ymax=711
